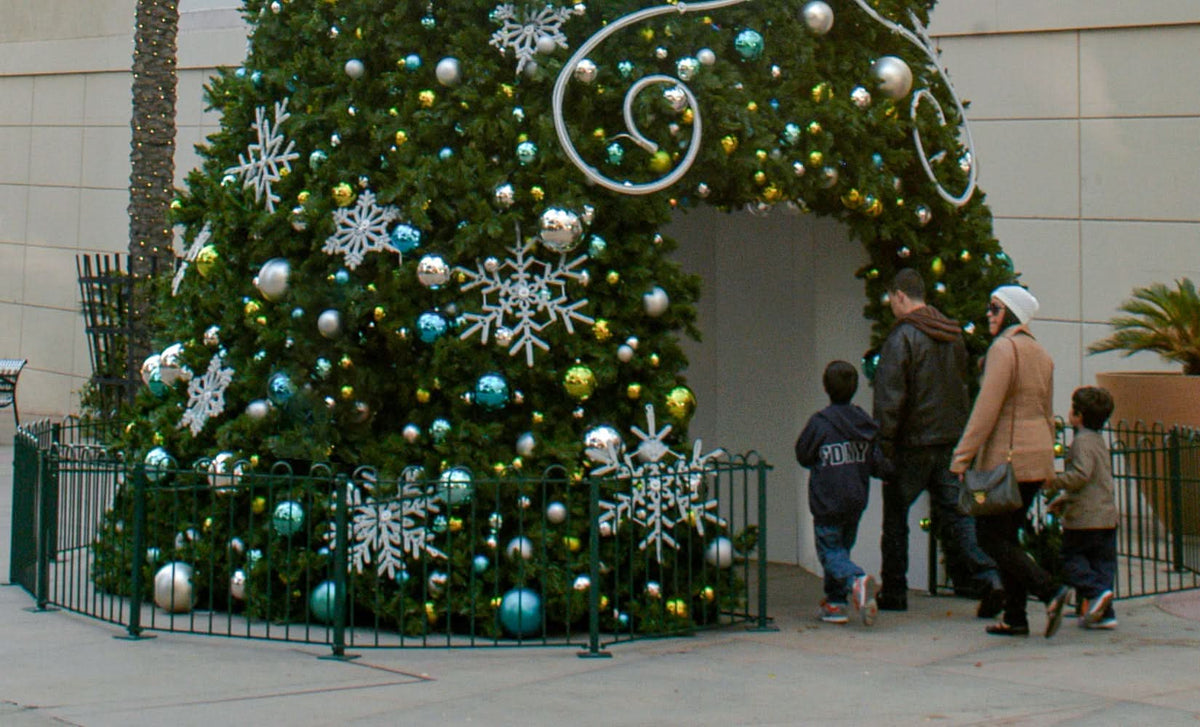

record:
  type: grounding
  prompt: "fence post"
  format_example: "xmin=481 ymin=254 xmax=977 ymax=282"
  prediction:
xmin=32 ymin=439 xmax=56 ymax=611
xmin=751 ymin=460 xmax=776 ymax=632
xmin=330 ymin=476 xmax=352 ymax=658
xmin=579 ymin=475 xmax=610 ymax=658
xmin=119 ymin=465 xmax=153 ymax=639
xmin=1168 ymin=429 xmax=1185 ymax=573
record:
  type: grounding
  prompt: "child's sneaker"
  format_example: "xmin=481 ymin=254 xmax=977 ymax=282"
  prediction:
xmin=852 ymin=574 xmax=878 ymax=626
xmin=1083 ymin=590 xmax=1114 ymax=626
xmin=1089 ymin=616 xmax=1118 ymax=630
xmin=817 ymin=599 xmax=849 ymax=624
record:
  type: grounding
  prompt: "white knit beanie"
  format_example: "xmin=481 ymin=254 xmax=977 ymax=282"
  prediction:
xmin=991 ymin=285 xmax=1039 ymax=324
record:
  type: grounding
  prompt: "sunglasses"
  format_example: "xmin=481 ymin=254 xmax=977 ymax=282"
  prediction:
xmin=986 ymin=303 xmax=1005 ymax=315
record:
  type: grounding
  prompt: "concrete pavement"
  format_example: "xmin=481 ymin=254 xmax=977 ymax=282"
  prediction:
xmin=2 ymin=442 xmax=1199 ymax=726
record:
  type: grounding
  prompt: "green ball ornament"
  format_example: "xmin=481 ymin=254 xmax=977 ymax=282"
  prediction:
xmin=563 ymin=364 xmax=597 ymax=400
xmin=734 ymin=29 xmax=764 ymax=61
xmin=309 ymin=580 xmax=337 ymax=623
xmin=499 ymin=587 xmax=542 ymax=638
xmin=272 ymin=500 xmax=304 ymax=536
xmin=195 ymin=244 xmax=219 ymax=278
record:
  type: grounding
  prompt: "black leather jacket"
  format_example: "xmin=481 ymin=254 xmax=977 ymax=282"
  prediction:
xmin=872 ymin=305 xmax=970 ymax=449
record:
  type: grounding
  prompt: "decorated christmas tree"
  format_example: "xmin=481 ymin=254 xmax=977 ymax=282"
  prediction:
xmin=97 ymin=0 xmax=1017 ymax=635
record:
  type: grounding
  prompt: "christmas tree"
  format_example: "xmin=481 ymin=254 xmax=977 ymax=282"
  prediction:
xmin=98 ymin=0 xmax=1016 ymax=635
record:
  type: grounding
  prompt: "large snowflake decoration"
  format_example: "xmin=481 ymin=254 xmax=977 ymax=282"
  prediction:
xmin=223 ymin=99 xmax=299 ymax=213
xmin=489 ymin=3 xmax=583 ymax=76
xmin=178 ymin=354 xmax=234 ymax=436
xmin=592 ymin=404 xmax=726 ymax=562
xmin=458 ymin=226 xmax=593 ymax=367
xmin=171 ymin=222 xmax=211 ymax=296
xmin=334 ymin=469 xmax=447 ymax=581
xmin=322 ymin=190 xmax=403 ymax=270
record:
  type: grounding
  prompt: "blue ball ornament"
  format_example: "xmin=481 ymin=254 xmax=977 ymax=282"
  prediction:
xmin=309 ymin=580 xmax=338 ymax=623
xmin=474 ymin=372 xmax=510 ymax=411
xmin=588 ymin=235 xmax=607 ymax=257
xmin=782 ymin=123 xmax=802 ymax=146
xmin=272 ymin=500 xmax=305 ymax=537
xmin=404 ymin=54 xmax=422 ymax=71
xmin=617 ymin=60 xmax=633 ymax=78
xmin=734 ymin=29 xmax=765 ymax=60
xmin=391 ymin=224 xmax=422 ymax=253
xmin=499 ymin=587 xmax=542 ymax=638
xmin=267 ymin=372 xmax=295 ymax=405
xmin=606 ymin=142 xmax=624 ymax=166
xmin=417 ymin=312 xmax=448 ymax=343
xmin=473 ymin=555 xmax=490 ymax=574
xmin=334 ymin=269 xmax=350 ymax=285
xmin=439 ymin=147 xmax=454 ymax=161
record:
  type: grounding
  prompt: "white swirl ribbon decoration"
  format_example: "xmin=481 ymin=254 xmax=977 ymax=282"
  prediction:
xmin=849 ymin=0 xmax=978 ymax=207
xmin=552 ymin=0 xmax=751 ymax=195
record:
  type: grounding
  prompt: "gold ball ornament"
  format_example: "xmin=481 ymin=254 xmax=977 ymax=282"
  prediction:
xmin=807 ymin=150 xmax=824 ymax=167
xmin=244 ymin=300 xmax=261 ymax=315
xmin=416 ymin=388 xmax=431 ymax=404
xmin=332 ymin=182 xmax=355 ymax=207
xmin=959 ymin=249 xmax=972 ymax=263
xmin=665 ymin=598 xmax=689 ymax=618
xmin=700 ymin=585 xmax=716 ymax=603
xmin=931 ymin=257 xmax=945 ymax=277
xmin=811 ymin=82 xmax=832 ymax=102
xmin=532 ymin=411 xmax=544 ymax=424
xmin=563 ymin=536 xmax=582 ymax=553
xmin=649 ymin=353 xmax=661 ymax=368
xmin=195 ymin=245 xmax=219 ymax=278
xmin=807 ymin=120 xmax=823 ymax=135
xmin=763 ymin=185 xmax=783 ymax=202
xmin=753 ymin=171 xmax=767 ymax=186
xmin=649 ymin=150 xmax=672 ymax=173
xmin=842 ymin=189 xmax=863 ymax=209
xmin=418 ymin=90 xmax=436 ymax=107
xmin=252 ymin=496 xmax=267 ymax=515
xmin=340 ymin=385 xmax=354 ymax=400
xmin=720 ymin=135 xmax=739 ymax=155
xmin=866 ymin=268 xmax=880 ymax=280
xmin=682 ymin=108 xmax=694 ymax=124
xmin=746 ymin=101 xmax=758 ymax=112
xmin=606 ymin=270 xmax=620 ymax=285
xmin=394 ymin=130 xmax=408 ymax=146
xmin=665 ymin=386 xmax=696 ymax=422
xmin=563 ymin=364 xmax=597 ymax=400
xmin=530 ymin=186 xmax=545 ymax=201
xmin=626 ymin=383 xmax=642 ymax=399
xmin=863 ymin=196 xmax=883 ymax=217
xmin=297 ymin=190 xmax=310 ymax=203
xmin=1054 ymin=442 xmax=1066 ymax=457
xmin=593 ymin=319 xmax=612 ymax=341
xmin=373 ymin=306 xmax=386 ymax=322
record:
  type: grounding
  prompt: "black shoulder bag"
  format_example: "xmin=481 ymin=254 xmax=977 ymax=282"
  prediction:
xmin=958 ymin=338 xmax=1023 ymax=516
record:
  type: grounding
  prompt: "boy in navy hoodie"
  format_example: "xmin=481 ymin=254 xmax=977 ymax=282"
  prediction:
xmin=795 ymin=360 xmax=889 ymax=625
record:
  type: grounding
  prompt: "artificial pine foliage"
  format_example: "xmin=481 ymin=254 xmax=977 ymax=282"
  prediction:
xmin=95 ymin=0 xmax=1018 ymax=633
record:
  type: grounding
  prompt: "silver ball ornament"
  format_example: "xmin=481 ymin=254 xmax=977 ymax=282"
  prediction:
xmin=850 ymin=85 xmax=872 ymax=109
xmin=516 ymin=431 xmax=536 ymax=457
xmin=505 ymin=536 xmax=534 ymax=561
xmin=539 ymin=208 xmax=583 ymax=253
xmin=676 ymin=57 xmax=700 ymax=81
xmin=246 ymin=399 xmax=270 ymax=420
xmin=546 ymin=501 xmax=568 ymax=524
xmin=344 ymin=59 xmax=365 ymax=79
xmin=536 ymin=35 xmax=558 ymax=55
xmin=157 ymin=343 xmax=186 ymax=386
xmin=872 ymin=55 xmax=914 ymax=100
xmin=435 ymin=57 xmax=461 ymax=86
xmin=801 ymin=1 xmax=835 ymax=35
xmin=230 ymin=569 xmax=247 ymax=600
xmin=697 ymin=48 xmax=716 ymax=66
xmin=584 ymin=425 xmax=624 ymax=462
xmin=915 ymin=205 xmax=933 ymax=227
xmin=403 ymin=424 xmax=421 ymax=443
xmin=643 ymin=286 xmax=669 ymax=317
xmin=416 ymin=254 xmax=451 ymax=288
xmin=494 ymin=183 xmax=516 ymax=208
xmin=255 ymin=258 xmax=291 ymax=301
xmin=573 ymin=58 xmax=598 ymax=84
xmin=705 ymin=536 xmax=735 ymax=568
xmin=317 ymin=309 xmax=343 ymax=338
xmin=154 ymin=562 xmax=195 ymax=613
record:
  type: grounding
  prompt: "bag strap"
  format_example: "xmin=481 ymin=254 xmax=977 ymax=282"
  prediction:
xmin=1003 ymin=337 xmax=1019 ymax=461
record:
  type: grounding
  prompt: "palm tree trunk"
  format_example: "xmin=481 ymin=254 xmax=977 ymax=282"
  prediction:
xmin=127 ymin=0 xmax=180 ymax=375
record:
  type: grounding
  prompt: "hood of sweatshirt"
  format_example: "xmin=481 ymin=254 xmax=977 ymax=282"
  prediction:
xmin=898 ymin=304 xmax=962 ymax=343
xmin=817 ymin=404 xmax=879 ymax=442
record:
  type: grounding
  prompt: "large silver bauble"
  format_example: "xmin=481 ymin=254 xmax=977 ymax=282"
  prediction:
xmin=801 ymin=1 xmax=834 ymax=35
xmin=255 ymin=258 xmax=291 ymax=301
xmin=516 ymin=431 xmax=536 ymax=457
xmin=344 ymin=59 xmax=365 ymax=79
xmin=317 ymin=309 xmax=342 ymax=338
xmin=493 ymin=183 xmax=515 ymax=208
xmin=643 ymin=286 xmax=669 ymax=317
xmin=435 ymin=57 xmax=461 ymax=86
xmin=416 ymin=254 xmax=451 ymax=288
xmin=140 ymin=353 xmax=161 ymax=386
xmin=583 ymin=425 xmax=624 ymax=462
xmin=154 ymin=561 xmax=195 ymax=613
xmin=539 ymin=208 xmax=583 ymax=253
xmin=872 ymin=55 xmax=913 ymax=100
xmin=158 ymin=343 xmax=186 ymax=386
xmin=546 ymin=501 xmax=568 ymax=524
xmin=573 ymin=58 xmax=598 ymax=84
xmin=246 ymin=399 xmax=270 ymax=420
xmin=505 ymin=536 xmax=534 ymax=561
xmin=663 ymin=86 xmax=687 ymax=113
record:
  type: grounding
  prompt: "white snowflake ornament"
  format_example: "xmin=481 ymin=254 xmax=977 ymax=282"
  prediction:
xmin=332 ymin=468 xmax=447 ymax=581
xmin=223 ymin=99 xmax=299 ymax=213
xmin=489 ymin=3 xmax=584 ymax=76
xmin=179 ymin=354 xmax=234 ymax=436
xmin=458 ymin=224 xmax=594 ymax=367
xmin=322 ymin=190 xmax=404 ymax=270
xmin=593 ymin=404 xmax=726 ymax=562
xmin=172 ymin=222 xmax=212 ymax=296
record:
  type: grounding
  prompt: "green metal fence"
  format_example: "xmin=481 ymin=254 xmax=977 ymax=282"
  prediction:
xmin=10 ymin=419 xmax=772 ymax=656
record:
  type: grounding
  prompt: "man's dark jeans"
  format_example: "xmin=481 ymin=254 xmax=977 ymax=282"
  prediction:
xmin=880 ymin=444 xmax=997 ymax=598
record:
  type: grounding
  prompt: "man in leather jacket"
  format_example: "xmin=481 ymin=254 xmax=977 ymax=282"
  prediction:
xmin=872 ymin=268 xmax=1003 ymax=612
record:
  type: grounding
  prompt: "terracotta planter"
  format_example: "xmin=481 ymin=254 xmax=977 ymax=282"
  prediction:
xmin=1095 ymin=371 xmax=1200 ymax=537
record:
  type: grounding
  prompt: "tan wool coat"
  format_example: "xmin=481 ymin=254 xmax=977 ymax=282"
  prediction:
xmin=951 ymin=326 xmax=1056 ymax=483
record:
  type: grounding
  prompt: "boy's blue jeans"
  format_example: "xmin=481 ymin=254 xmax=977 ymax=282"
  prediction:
xmin=814 ymin=517 xmax=865 ymax=603
xmin=1061 ymin=528 xmax=1116 ymax=600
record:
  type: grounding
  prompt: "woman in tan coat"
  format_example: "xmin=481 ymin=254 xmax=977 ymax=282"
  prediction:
xmin=951 ymin=285 xmax=1071 ymax=638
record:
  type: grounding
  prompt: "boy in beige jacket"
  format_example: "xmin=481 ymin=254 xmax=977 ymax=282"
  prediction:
xmin=1047 ymin=386 xmax=1118 ymax=629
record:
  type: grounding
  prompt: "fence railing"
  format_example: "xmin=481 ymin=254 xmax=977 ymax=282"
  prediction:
xmin=10 ymin=419 xmax=772 ymax=656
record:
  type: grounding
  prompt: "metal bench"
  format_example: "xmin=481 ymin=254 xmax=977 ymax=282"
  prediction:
xmin=0 ymin=358 xmax=27 ymax=426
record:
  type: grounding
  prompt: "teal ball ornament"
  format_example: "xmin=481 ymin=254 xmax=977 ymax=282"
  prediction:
xmin=390 ymin=223 xmax=422 ymax=253
xmin=267 ymin=372 xmax=295 ymax=405
xmin=516 ymin=140 xmax=538 ymax=165
xmin=438 ymin=467 xmax=473 ymax=505
xmin=606 ymin=142 xmax=625 ymax=166
xmin=430 ymin=418 xmax=451 ymax=443
xmin=404 ymin=54 xmax=421 ymax=71
xmin=474 ymin=372 xmax=511 ymax=411
xmin=309 ymin=580 xmax=337 ymax=623
xmin=417 ymin=311 xmax=448 ymax=343
xmin=499 ymin=587 xmax=542 ymax=638
xmin=272 ymin=500 xmax=305 ymax=536
xmin=734 ymin=29 xmax=764 ymax=61
xmin=147 ymin=368 xmax=168 ymax=397
xmin=473 ymin=554 xmax=490 ymax=574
